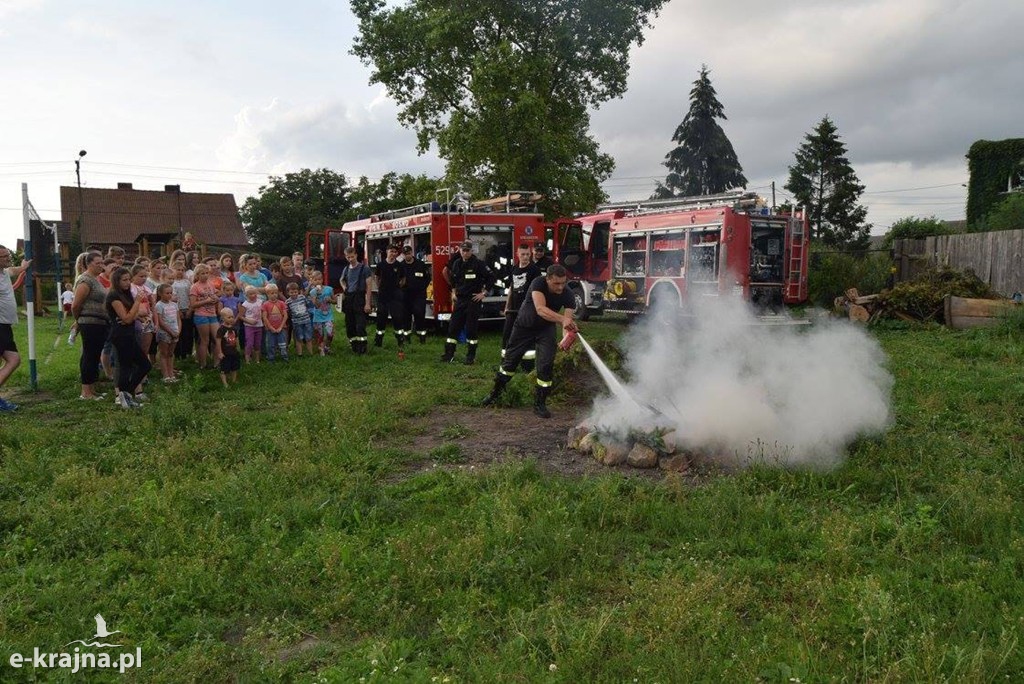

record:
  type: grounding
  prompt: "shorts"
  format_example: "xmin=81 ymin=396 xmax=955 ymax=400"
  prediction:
xmin=219 ymin=353 xmax=241 ymax=373
xmin=156 ymin=330 xmax=177 ymax=345
xmin=194 ymin=314 xmax=219 ymax=326
xmin=0 ymin=324 xmax=16 ymax=354
xmin=293 ymin=320 xmax=313 ymax=341
xmin=63 ymin=303 xmax=72 ymax=314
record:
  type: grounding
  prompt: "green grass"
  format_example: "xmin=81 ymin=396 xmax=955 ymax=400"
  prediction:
xmin=1 ymin=314 xmax=1023 ymax=681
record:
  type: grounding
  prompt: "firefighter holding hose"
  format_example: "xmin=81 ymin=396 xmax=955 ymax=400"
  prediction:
xmin=483 ymin=263 xmax=577 ymax=419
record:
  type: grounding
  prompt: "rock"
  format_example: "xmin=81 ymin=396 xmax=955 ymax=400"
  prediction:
xmin=601 ymin=441 xmax=630 ymax=466
xmin=627 ymin=443 xmax=658 ymax=469
xmin=659 ymin=454 xmax=690 ymax=473
xmin=660 ymin=431 xmax=679 ymax=455
xmin=577 ymin=432 xmax=598 ymax=455
xmin=567 ymin=423 xmax=592 ymax=450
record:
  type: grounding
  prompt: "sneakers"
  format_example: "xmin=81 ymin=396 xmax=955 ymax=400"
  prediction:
xmin=0 ymin=397 xmax=19 ymax=412
xmin=78 ymin=394 xmax=106 ymax=401
xmin=162 ymin=376 xmax=179 ymax=384
xmin=67 ymin=329 xmax=78 ymax=345
xmin=115 ymin=391 xmax=142 ymax=409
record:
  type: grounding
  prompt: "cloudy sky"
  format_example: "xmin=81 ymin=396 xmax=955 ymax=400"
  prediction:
xmin=1 ymin=0 xmax=1021 ymax=249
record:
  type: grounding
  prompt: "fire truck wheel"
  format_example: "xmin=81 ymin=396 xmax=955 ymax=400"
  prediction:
xmin=568 ymin=284 xmax=589 ymax=321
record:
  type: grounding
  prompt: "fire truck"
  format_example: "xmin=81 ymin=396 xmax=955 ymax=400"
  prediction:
xmin=551 ymin=191 xmax=809 ymax=317
xmin=306 ymin=192 xmax=580 ymax=325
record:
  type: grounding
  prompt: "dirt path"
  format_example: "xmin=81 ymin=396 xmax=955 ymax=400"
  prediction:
xmin=402 ymin=404 xmax=665 ymax=480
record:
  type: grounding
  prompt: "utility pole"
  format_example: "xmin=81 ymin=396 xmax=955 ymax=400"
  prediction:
xmin=771 ymin=181 xmax=776 ymax=211
xmin=74 ymin=150 xmax=87 ymax=250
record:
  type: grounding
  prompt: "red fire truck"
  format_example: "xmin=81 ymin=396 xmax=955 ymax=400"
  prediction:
xmin=551 ymin=191 xmax=809 ymax=317
xmin=306 ymin=193 xmax=580 ymax=325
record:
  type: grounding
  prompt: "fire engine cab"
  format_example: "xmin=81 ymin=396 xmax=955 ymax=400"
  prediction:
xmin=552 ymin=191 xmax=809 ymax=317
xmin=307 ymin=192 xmax=580 ymax=324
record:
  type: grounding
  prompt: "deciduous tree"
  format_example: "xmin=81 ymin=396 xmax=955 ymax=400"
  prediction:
xmin=350 ymin=0 xmax=667 ymax=215
xmin=240 ymin=169 xmax=354 ymax=255
xmin=785 ymin=116 xmax=870 ymax=250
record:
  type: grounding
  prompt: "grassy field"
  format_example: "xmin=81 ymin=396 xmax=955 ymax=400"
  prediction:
xmin=1 ymin=313 xmax=1022 ymax=682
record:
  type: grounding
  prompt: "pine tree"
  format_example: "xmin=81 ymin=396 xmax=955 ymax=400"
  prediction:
xmin=656 ymin=65 xmax=747 ymax=198
xmin=785 ymin=116 xmax=870 ymax=249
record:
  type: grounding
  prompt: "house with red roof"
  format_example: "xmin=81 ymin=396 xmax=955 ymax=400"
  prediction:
xmin=60 ymin=182 xmax=249 ymax=258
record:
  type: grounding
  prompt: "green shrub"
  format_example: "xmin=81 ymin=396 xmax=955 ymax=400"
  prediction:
xmin=983 ymin=192 xmax=1024 ymax=232
xmin=876 ymin=265 xmax=997 ymax=322
xmin=882 ymin=216 xmax=952 ymax=247
xmin=809 ymin=250 xmax=892 ymax=307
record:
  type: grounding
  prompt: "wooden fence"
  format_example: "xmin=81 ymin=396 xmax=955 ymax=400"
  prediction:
xmin=893 ymin=229 xmax=1024 ymax=296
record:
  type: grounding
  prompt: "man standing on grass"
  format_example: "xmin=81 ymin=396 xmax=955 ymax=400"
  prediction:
xmin=0 ymin=245 xmax=32 ymax=412
xmin=440 ymin=240 xmax=492 ymax=365
xmin=483 ymin=264 xmax=577 ymax=419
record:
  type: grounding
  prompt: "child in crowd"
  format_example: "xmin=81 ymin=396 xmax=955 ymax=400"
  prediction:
xmin=171 ymin=265 xmax=194 ymax=361
xmin=153 ymin=284 xmax=181 ymax=382
xmin=63 ymin=282 xmax=79 ymax=344
xmin=219 ymin=281 xmax=242 ymax=324
xmin=240 ymin=286 xmax=263 ymax=363
xmin=261 ymin=284 xmax=288 ymax=362
xmin=285 ymin=282 xmax=314 ymax=357
xmin=130 ymin=264 xmax=155 ymax=371
xmin=215 ymin=307 xmax=241 ymax=388
xmin=307 ymin=270 xmax=335 ymax=355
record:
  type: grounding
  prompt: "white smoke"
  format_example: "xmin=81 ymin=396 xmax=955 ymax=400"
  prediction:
xmin=586 ymin=297 xmax=893 ymax=468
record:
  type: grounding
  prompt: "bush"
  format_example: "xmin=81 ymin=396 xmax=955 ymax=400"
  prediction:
xmin=983 ymin=192 xmax=1024 ymax=232
xmin=876 ymin=265 xmax=997 ymax=322
xmin=882 ymin=216 xmax=952 ymax=247
xmin=809 ymin=250 xmax=892 ymax=307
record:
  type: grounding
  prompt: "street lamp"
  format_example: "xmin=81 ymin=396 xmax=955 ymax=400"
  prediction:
xmin=74 ymin=150 xmax=87 ymax=249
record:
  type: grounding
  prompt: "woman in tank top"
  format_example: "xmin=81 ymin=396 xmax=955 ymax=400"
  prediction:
xmin=70 ymin=251 xmax=109 ymax=400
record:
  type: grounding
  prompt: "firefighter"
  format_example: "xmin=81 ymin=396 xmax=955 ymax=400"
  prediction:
xmin=532 ymin=242 xmax=554 ymax=273
xmin=339 ymin=246 xmax=372 ymax=354
xmin=483 ymin=264 xmax=577 ymax=419
xmin=502 ymin=242 xmax=542 ymax=369
xmin=440 ymin=240 xmax=493 ymax=365
xmin=373 ymin=244 xmax=408 ymax=350
xmin=400 ymin=244 xmax=430 ymax=343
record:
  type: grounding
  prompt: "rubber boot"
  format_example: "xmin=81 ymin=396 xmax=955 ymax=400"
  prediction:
xmin=418 ymin=332 xmax=426 ymax=344
xmin=374 ymin=332 xmax=384 ymax=347
xmin=520 ymin=358 xmax=536 ymax=373
xmin=533 ymin=385 xmax=552 ymax=419
xmin=464 ymin=343 xmax=478 ymax=365
xmin=349 ymin=338 xmax=358 ymax=354
xmin=440 ymin=341 xmax=456 ymax=363
xmin=482 ymin=373 xmax=512 ymax=407
xmin=357 ymin=340 xmax=367 ymax=355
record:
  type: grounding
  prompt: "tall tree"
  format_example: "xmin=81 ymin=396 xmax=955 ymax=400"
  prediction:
xmin=350 ymin=173 xmax=445 ymax=217
xmin=240 ymin=169 xmax=354 ymax=255
xmin=654 ymin=65 xmax=747 ymax=198
xmin=785 ymin=116 xmax=870 ymax=249
xmin=350 ymin=0 xmax=667 ymax=216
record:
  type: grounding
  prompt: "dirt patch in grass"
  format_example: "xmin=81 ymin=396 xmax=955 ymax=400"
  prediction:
xmin=400 ymin=357 xmax=717 ymax=484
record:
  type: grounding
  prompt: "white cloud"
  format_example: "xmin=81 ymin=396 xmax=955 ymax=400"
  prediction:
xmin=215 ymin=92 xmax=444 ymax=184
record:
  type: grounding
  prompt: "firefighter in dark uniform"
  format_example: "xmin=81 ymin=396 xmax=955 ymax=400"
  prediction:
xmin=483 ymin=264 xmax=577 ymax=418
xmin=532 ymin=243 xmax=554 ymax=272
xmin=400 ymin=244 xmax=430 ymax=343
xmin=339 ymin=246 xmax=372 ymax=354
xmin=502 ymin=242 xmax=542 ymax=368
xmin=440 ymin=240 xmax=493 ymax=365
xmin=373 ymin=244 xmax=408 ymax=349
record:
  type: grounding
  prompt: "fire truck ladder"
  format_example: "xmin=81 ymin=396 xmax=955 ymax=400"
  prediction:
xmin=787 ymin=216 xmax=806 ymax=300
xmin=597 ymin=190 xmax=758 ymax=216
